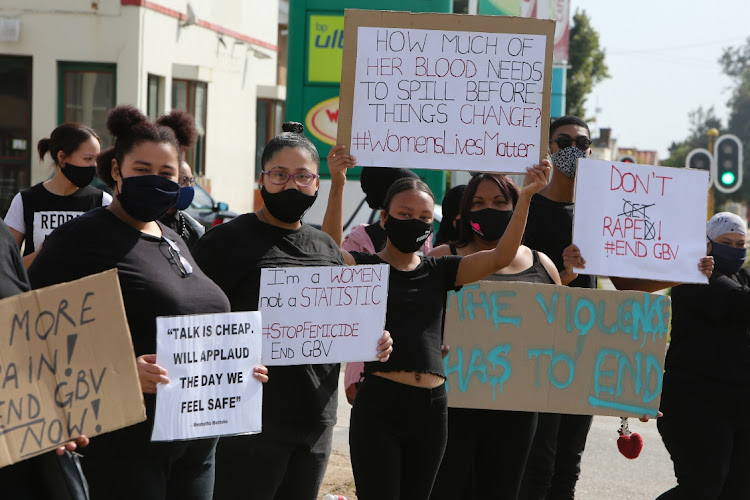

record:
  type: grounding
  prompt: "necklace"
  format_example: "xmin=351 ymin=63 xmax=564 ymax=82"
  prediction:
xmin=177 ymin=211 xmax=187 ymax=238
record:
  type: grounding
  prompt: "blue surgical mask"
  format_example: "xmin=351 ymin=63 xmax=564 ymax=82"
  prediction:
xmin=174 ymin=186 xmax=195 ymax=211
xmin=709 ymin=240 xmax=747 ymax=275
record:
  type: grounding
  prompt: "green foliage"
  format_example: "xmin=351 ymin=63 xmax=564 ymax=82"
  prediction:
xmin=718 ymin=37 xmax=750 ymax=205
xmin=566 ymin=9 xmax=610 ymax=118
xmin=661 ymin=107 xmax=723 ymax=168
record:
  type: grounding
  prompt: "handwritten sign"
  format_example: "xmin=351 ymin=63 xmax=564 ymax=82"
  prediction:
xmin=0 ymin=270 xmax=145 ymax=468
xmin=337 ymin=9 xmax=554 ymax=173
xmin=152 ymin=312 xmax=262 ymax=441
xmin=443 ymin=280 xmax=670 ymax=417
xmin=258 ymin=265 xmax=389 ymax=365
xmin=573 ymin=159 xmax=709 ymax=284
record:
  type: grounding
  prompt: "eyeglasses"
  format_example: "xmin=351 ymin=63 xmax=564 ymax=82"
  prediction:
xmin=549 ymin=136 xmax=592 ymax=151
xmin=181 ymin=176 xmax=196 ymax=188
xmin=160 ymin=237 xmax=193 ymax=278
xmin=261 ymin=170 xmax=318 ymax=187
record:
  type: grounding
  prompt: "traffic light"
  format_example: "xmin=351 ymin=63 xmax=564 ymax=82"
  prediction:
xmin=685 ymin=148 xmax=713 ymax=184
xmin=714 ymin=134 xmax=743 ymax=194
xmin=619 ymin=155 xmax=636 ymax=164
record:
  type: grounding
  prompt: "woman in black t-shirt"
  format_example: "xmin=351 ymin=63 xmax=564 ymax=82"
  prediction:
xmin=192 ymin=123 xmax=392 ymax=500
xmin=429 ymin=173 xmax=561 ymax=500
xmin=657 ymin=212 xmax=750 ymax=499
xmin=27 ymin=105 xmax=268 ymax=500
xmin=336 ymin=164 xmax=550 ymax=500
xmin=4 ymin=122 xmax=112 ymax=268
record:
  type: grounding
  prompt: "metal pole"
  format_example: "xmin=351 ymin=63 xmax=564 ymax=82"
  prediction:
xmin=707 ymin=128 xmax=719 ymax=218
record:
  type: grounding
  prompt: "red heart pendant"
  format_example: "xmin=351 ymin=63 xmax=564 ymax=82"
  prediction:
xmin=617 ymin=432 xmax=643 ymax=459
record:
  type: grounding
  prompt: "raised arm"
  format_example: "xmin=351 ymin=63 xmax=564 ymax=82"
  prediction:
xmin=454 ymin=161 xmax=551 ymax=286
xmin=320 ymin=145 xmax=356 ymax=246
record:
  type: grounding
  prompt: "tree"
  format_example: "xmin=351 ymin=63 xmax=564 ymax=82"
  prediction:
xmin=661 ymin=107 xmax=723 ymax=169
xmin=718 ymin=36 xmax=750 ymax=205
xmin=566 ymin=9 xmax=610 ymax=118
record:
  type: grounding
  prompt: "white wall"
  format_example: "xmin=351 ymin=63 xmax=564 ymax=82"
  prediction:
xmin=0 ymin=0 xmax=280 ymax=214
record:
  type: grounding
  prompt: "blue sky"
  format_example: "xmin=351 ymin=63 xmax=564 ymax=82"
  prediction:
xmin=572 ymin=0 xmax=749 ymax=159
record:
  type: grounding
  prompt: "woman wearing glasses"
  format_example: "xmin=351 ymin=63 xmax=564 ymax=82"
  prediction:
xmin=27 ymin=105 xmax=268 ymax=500
xmin=192 ymin=122 xmax=392 ymax=500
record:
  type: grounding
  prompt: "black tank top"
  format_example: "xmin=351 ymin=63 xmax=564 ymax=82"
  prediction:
xmin=449 ymin=244 xmax=554 ymax=285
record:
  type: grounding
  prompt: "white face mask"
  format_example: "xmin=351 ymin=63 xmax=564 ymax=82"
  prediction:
xmin=550 ymin=146 xmax=588 ymax=178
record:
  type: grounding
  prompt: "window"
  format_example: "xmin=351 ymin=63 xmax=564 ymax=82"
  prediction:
xmin=58 ymin=62 xmax=116 ymax=146
xmin=172 ymin=79 xmax=207 ymax=177
xmin=255 ymin=98 xmax=285 ymax=175
xmin=147 ymin=74 xmax=164 ymax=121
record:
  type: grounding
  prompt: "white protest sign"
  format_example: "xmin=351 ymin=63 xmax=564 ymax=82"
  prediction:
xmin=573 ymin=159 xmax=709 ymax=284
xmin=259 ymin=265 xmax=389 ymax=365
xmin=338 ymin=10 xmax=555 ymax=173
xmin=152 ymin=311 xmax=262 ymax=441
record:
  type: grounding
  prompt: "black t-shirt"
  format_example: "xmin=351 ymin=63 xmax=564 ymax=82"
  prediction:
xmin=27 ymin=207 xmax=230 ymax=375
xmin=667 ymin=268 xmax=750 ymax=384
xmin=20 ymin=183 xmax=106 ymax=255
xmin=0 ymin=219 xmax=30 ymax=298
xmin=349 ymin=251 xmax=462 ymax=378
xmin=524 ymin=193 xmax=596 ymax=289
xmin=192 ymin=213 xmax=345 ymax=426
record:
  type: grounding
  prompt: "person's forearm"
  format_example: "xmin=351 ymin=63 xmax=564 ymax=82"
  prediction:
xmin=321 ymin=178 xmax=345 ymax=246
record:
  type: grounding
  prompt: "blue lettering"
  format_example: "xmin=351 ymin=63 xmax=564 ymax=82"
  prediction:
xmin=574 ymin=298 xmax=596 ymax=336
xmin=549 ymin=353 xmax=575 ymax=389
xmin=593 ymin=349 xmax=620 ymax=397
xmin=643 ymin=354 xmax=663 ymax=403
xmin=535 ymin=292 xmax=558 ymax=324
xmin=490 ymin=291 xmax=520 ymax=330
xmin=616 ymin=352 xmax=642 ymax=397
xmin=443 ymin=347 xmax=464 ymax=393
xmin=487 ymin=344 xmax=511 ymax=399
xmin=527 ymin=348 xmax=554 ymax=387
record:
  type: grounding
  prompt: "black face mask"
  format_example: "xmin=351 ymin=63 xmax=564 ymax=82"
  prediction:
xmin=117 ymin=174 xmax=180 ymax=222
xmin=384 ymin=215 xmax=432 ymax=254
xmin=261 ymin=186 xmax=318 ymax=223
xmin=61 ymin=163 xmax=96 ymax=188
xmin=710 ymin=240 xmax=747 ymax=275
xmin=469 ymin=208 xmax=514 ymax=242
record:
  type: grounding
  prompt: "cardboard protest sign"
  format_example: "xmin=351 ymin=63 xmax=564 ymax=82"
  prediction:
xmin=0 ymin=269 xmax=146 ymax=468
xmin=443 ymin=280 xmax=670 ymax=418
xmin=338 ymin=9 xmax=555 ymax=173
xmin=258 ymin=265 xmax=389 ymax=365
xmin=152 ymin=312 xmax=262 ymax=441
xmin=573 ymin=159 xmax=709 ymax=284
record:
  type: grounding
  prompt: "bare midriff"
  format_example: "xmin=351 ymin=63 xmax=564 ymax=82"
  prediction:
xmin=371 ymin=370 xmax=445 ymax=388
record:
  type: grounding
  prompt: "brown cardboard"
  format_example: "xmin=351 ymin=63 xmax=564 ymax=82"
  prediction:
xmin=338 ymin=9 xmax=555 ymax=168
xmin=0 ymin=269 xmax=146 ymax=468
xmin=443 ymin=280 xmax=670 ymax=417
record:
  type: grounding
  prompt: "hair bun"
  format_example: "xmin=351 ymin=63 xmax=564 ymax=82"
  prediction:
xmin=156 ymin=109 xmax=198 ymax=148
xmin=106 ymin=105 xmax=150 ymax=137
xmin=282 ymin=122 xmax=304 ymax=134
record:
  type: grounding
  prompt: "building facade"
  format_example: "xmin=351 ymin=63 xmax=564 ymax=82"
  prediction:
xmin=0 ymin=0 xmax=281 ymax=216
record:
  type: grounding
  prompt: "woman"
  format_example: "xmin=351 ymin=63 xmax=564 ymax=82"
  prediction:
xmin=433 ymin=183 xmax=466 ymax=246
xmin=657 ymin=211 xmax=750 ymax=499
xmin=4 ymin=122 xmax=111 ymax=267
xmin=27 ymin=105 xmax=268 ymax=500
xmin=340 ymin=163 xmax=550 ymax=500
xmin=429 ymin=173 xmax=561 ymax=500
xmin=342 ymin=166 xmax=430 ymax=404
xmin=191 ymin=122 xmax=392 ymax=500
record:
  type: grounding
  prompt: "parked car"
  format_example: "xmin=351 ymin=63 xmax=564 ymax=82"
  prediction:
xmin=185 ymin=183 xmax=238 ymax=230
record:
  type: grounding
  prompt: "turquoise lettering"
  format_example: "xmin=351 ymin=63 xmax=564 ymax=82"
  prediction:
xmin=594 ymin=349 xmax=620 ymax=397
xmin=490 ymin=291 xmax=521 ymax=330
xmin=535 ymin=292 xmax=558 ymax=324
xmin=487 ymin=344 xmax=512 ymax=400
